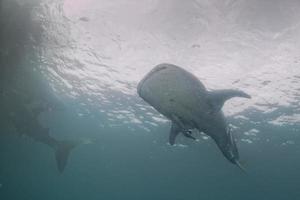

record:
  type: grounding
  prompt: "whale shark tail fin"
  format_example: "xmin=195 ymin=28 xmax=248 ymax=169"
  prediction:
xmin=55 ymin=140 xmax=78 ymax=173
xmin=208 ymin=89 xmax=251 ymax=112
xmin=235 ymin=160 xmax=247 ymax=173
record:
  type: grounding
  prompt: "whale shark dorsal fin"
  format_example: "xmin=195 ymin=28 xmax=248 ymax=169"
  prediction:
xmin=169 ymin=122 xmax=181 ymax=145
xmin=207 ymin=89 xmax=251 ymax=112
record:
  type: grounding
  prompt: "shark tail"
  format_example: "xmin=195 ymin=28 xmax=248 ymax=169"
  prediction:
xmin=235 ymin=160 xmax=247 ymax=173
xmin=55 ymin=140 xmax=77 ymax=173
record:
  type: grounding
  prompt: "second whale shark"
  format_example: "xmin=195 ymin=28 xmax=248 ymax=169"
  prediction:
xmin=1 ymin=89 xmax=76 ymax=173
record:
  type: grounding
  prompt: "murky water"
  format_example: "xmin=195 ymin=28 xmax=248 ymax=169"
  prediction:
xmin=1 ymin=0 xmax=300 ymax=199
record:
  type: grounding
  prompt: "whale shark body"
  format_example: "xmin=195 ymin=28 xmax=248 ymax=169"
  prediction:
xmin=137 ymin=63 xmax=251 ymax=169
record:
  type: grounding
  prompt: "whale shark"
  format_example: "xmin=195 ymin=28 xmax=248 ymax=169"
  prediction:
xmin=1 ymin=89 xmax=76 ymax=173
xmin=137 ymin=63 xmax=251 ymax=169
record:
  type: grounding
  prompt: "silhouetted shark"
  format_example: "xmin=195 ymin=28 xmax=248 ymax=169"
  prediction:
xmin=1 ymin=90 xmax=76 ymax=173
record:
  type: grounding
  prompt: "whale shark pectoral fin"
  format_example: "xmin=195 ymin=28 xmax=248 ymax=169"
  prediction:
xmin=207 ymin=89 xmax=251 ymax=112
xmin=169 ymin=122 xmax=181 ymax=145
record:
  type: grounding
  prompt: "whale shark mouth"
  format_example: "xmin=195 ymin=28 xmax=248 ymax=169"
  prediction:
xmin=137 ymin=64 xmax=169 ymax=94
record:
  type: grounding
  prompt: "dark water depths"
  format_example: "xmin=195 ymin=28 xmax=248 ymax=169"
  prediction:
xmin=1 ymin=0 xmax=300 ymax=199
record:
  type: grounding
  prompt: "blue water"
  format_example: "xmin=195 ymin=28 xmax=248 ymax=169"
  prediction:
xmin=1 ymin=0 xmax=300 ymax=199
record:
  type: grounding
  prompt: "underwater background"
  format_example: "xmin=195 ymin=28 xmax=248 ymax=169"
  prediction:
xmin=1 ymin=0 xmax=300 ymax=199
